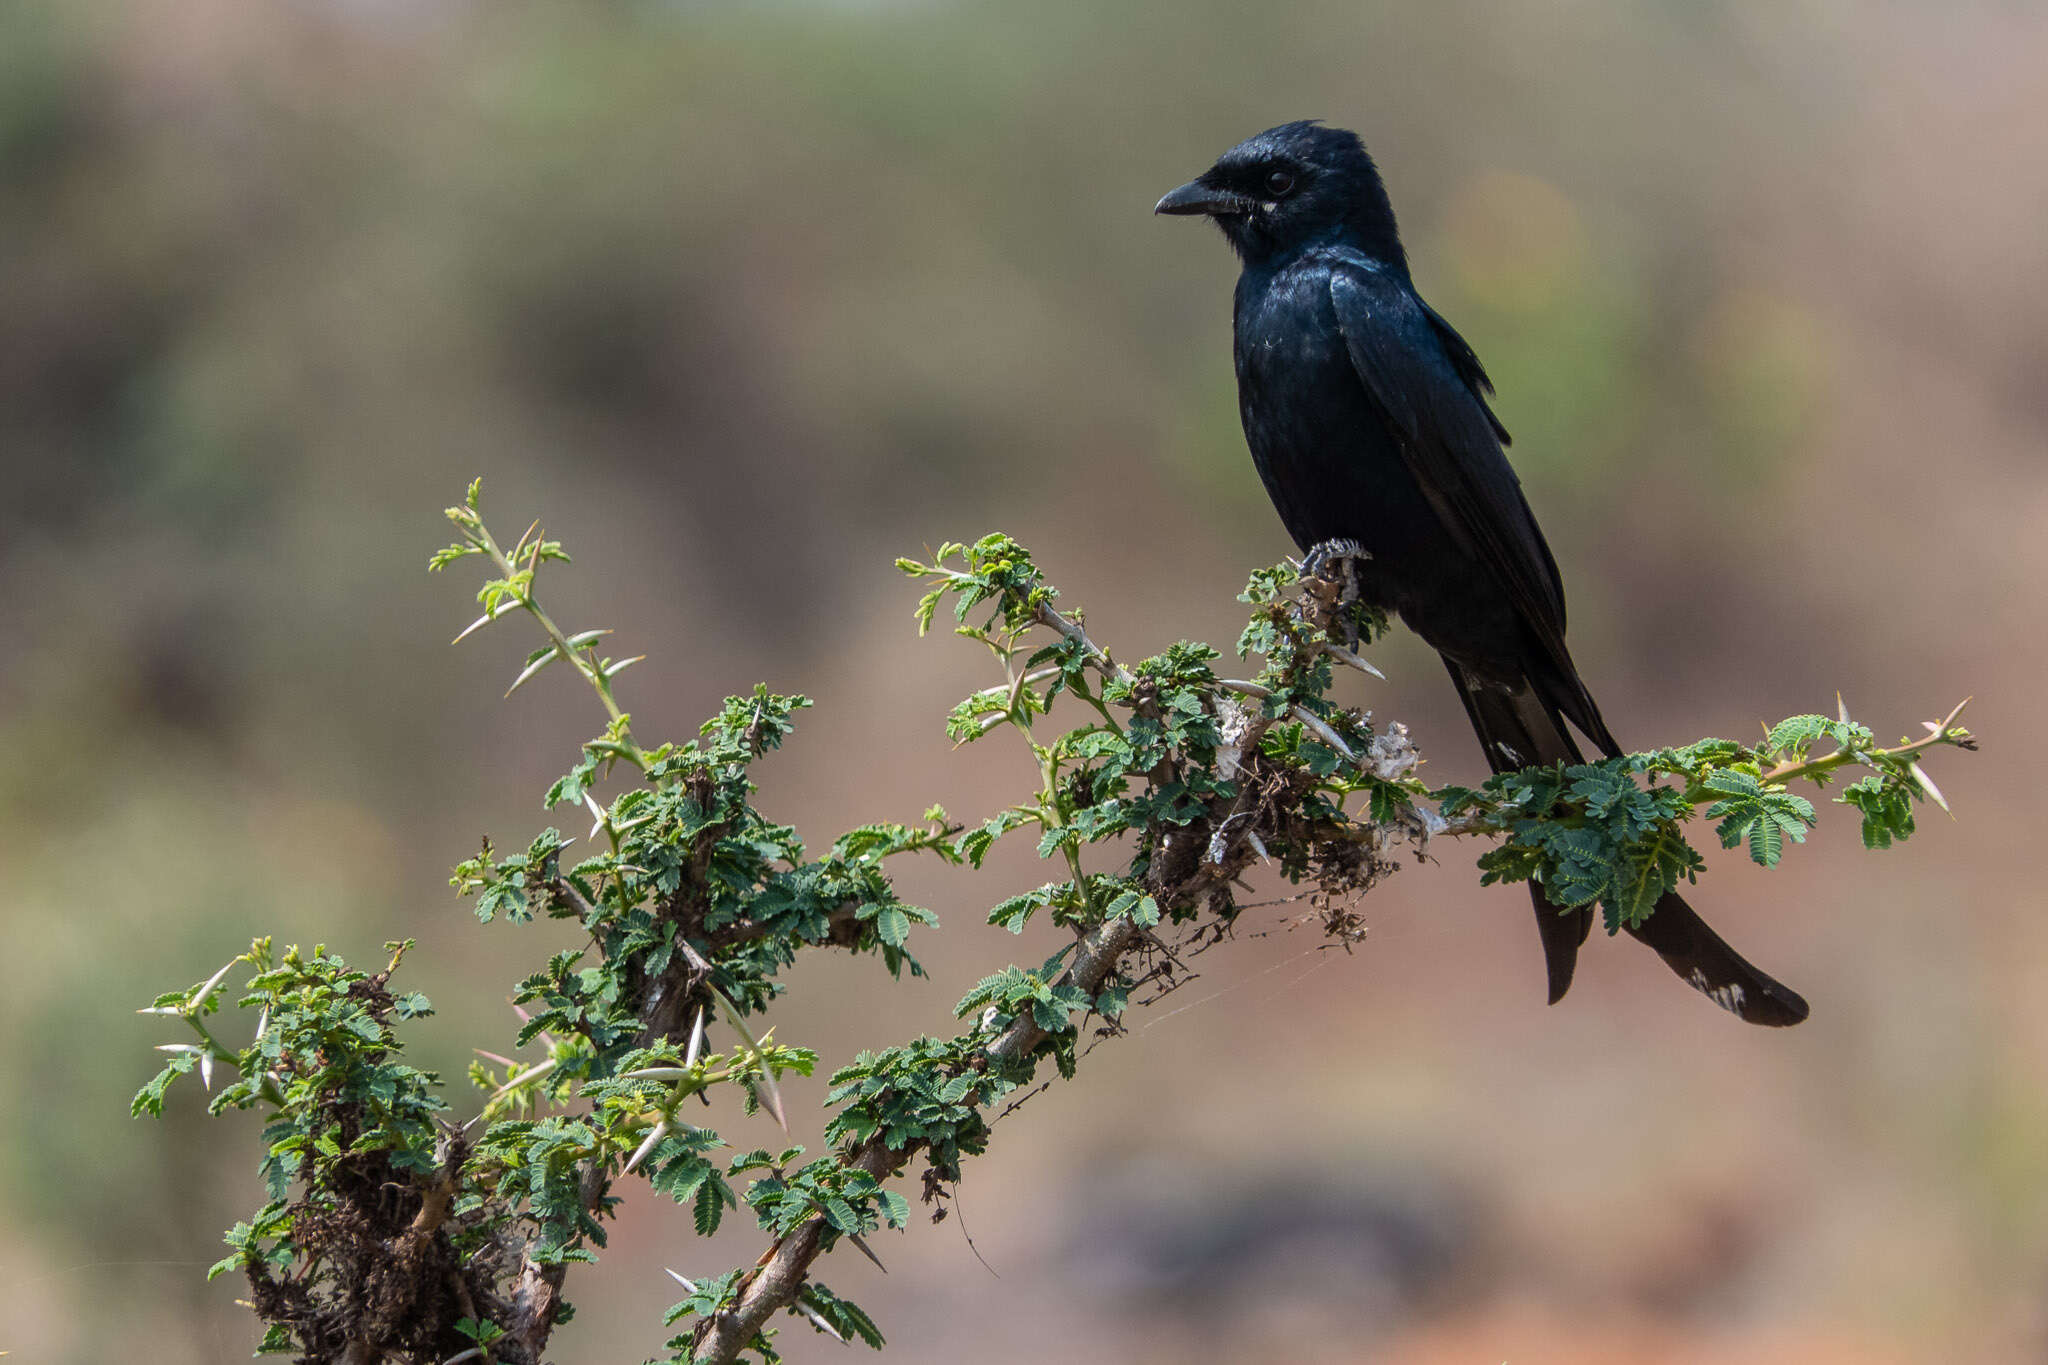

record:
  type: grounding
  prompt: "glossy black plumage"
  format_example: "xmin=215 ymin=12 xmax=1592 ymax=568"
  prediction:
xmin=1158 ymin=121 xmax=1807 ymax=1025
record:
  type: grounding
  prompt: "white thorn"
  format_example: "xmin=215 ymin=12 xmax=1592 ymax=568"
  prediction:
xmin=1909 ymin=761 xmax=1951 ymax=814
xmin=488 ymin=1058 xmax=558 ymax=1103
xmin=685 ymin=1007 xmax=707 ymax=1069
xmin=1326 ymin=642 xmax=1386 ymax=679
xmin=505 ymin=646 xmax=563 ymax=697
xmin=754 ymin=1073 xmax=789 ymax=1132
xmin=193 ymin=958 xmax=238 ymax=1010
xmin=451 ymin=599 xmax=518 ymax=645
xmin=452 ymin=612 xmax=495 ymax=645
xmin=665 ymin=1266 xmax=701 ymax=1292
xmin=623 ymin=1119 xmax=667 ymax=1175
xmin=796 ymin=1299 xmax=847 ymax=1343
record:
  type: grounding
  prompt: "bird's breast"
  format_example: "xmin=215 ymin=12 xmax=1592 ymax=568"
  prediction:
xmin=1229 ymin=266 xmax=1486 ymax=618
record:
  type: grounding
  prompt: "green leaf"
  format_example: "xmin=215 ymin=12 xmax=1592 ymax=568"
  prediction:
xmin=455 ymin=1317 xmax=507 ymax=1345
xmin=694 ymin=1176 xmax=727 ymax=1235
xmin=131 ymin=1051 xmax=198 ymax=1118
xmin=1748 ymin=815 xmax=1784 ymax=867
xmin=1702 ymin=769 xmax=1762 ymax=798
xmin=987 ymin=884 xmax=1057 ymax=933
xmin=1764 ymin=714 xmax=1831 ymax=755
xmin=1840 ymin=773 xmax=1916 ymax=850
xmin=877 ymin=1189 xmax=911 ymax=1228
xmin=823 ymin=1195 xmax=860 ymax=1233
xmin=1603 ymin=825 xmax=1699 ymax=931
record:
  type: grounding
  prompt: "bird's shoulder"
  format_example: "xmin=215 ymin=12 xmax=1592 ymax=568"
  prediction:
xmin=1315 ymin=248 xmax=1436 ymax=344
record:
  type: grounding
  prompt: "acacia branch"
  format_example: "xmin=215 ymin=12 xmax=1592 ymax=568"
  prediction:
xmin=1032 ymin=600 xmax=1131 ymax=685
xmin=1218 ymin=678 xmax=1360 ymax=764
xmin=1760 ymin=697 xmax=1975 ymax=791
xmin=685 ymin=638 xmax=1313 ymax=1365
xmin=482 ymin=544 xmax=1979 ymax=1365
xmin=144 ymin=505 xmax=1980 ymax=1365
xmin=687 ymin=912 xmax=1159 ymax=1365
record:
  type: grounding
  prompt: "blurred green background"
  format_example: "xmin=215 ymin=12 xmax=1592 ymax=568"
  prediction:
xmin=4 ymin=1 xmax=2044 ymax=1360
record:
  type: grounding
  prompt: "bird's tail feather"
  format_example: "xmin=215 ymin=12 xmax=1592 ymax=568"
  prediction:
xmin=1442 ymin=659 xmax=1808 ymax=1026
xmin=1626 ymin=888 xmax=1808 ymax=1026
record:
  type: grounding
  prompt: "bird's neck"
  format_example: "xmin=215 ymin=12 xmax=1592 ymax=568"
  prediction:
xmin=1346 ymin=223 xmax=1409 ymax=276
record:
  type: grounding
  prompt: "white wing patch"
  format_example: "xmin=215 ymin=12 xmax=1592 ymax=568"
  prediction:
xmin=1687 ymin=968 xmax=1747 ymax=1015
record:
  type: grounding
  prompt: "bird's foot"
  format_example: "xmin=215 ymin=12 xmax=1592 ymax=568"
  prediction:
xmin=1296 ymin=539 xmax=1372 ymax=649
xmin=1300 ymin=538 xmax=1370 ymax=583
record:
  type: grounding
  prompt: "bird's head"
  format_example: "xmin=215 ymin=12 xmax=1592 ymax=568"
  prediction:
xmin=1154 ymin=120 xmax=1406 ymax=270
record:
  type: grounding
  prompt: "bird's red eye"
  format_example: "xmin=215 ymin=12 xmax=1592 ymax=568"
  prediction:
xmin=1265 ymin=169 xmax=1296 ymax=197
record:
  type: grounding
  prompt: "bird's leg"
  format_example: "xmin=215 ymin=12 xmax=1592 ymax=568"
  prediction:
xmin=1299 ymin=538 xmax=1371 ymax=648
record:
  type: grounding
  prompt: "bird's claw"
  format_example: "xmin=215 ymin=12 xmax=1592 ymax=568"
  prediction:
xmin=1300 ymin=538 xmax=1369 ymax=582
xmin=1298 ymin=539 xmax=1371 ymax=649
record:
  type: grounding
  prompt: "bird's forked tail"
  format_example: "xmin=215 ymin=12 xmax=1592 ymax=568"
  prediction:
xmin=1443 ymin=659 xmax=1809 ymax=1026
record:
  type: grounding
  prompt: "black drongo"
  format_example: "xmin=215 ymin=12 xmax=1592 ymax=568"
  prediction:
xmin=1157 ymin=121 xmax=1807 ymax=1025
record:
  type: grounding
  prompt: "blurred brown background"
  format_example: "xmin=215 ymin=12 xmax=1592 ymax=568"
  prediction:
xmin=3 ymin=1 xmax=2044 ymax=1361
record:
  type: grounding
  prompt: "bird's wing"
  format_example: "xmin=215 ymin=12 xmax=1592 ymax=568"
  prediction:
xmin=1419 ymin=297 xmax=1513 ymax=448
xmin=1326 ymin=257 xmax=1569 ymax=650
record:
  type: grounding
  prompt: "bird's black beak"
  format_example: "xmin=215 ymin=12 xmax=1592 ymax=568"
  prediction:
xmin=1153 ymin=178 xmax=1249 ymax=217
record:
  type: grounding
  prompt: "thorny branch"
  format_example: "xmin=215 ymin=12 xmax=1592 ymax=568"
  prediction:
xmin=676 ymin=556 xmax=1976 ymax=1363
xmin=687 ymin=909 xmax=1150 ymax=1363
xmin=138 ymin=504 xmax=1977 ymax=1365
xmin=685 ymin=572 xmax=1392 ymax=1364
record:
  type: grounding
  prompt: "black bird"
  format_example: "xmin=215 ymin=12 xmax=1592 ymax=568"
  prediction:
xmin=1156 ymin=121 xmax=1807 ymax=1025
